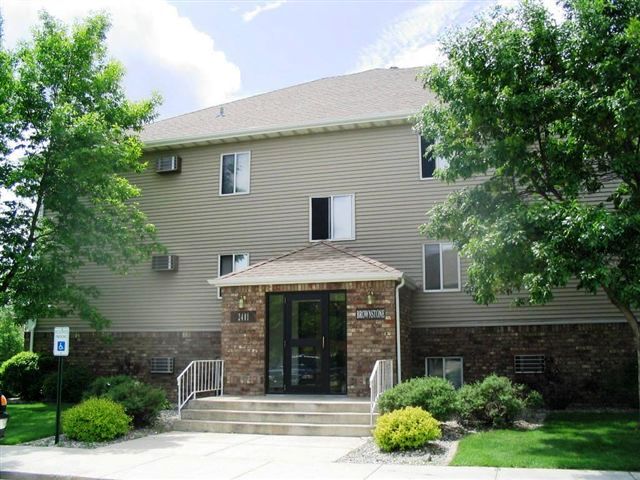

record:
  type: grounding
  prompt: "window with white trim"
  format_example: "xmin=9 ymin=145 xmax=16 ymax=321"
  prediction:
xmin=309 ymin=194 xmax=355 ymax=241
xmin=426 ymin=356 xmax=463 ymax=388
xmin=423 ymin=243 xmax=460 ymax=291
xmin=220 ymin=152 xmax=250 ymax=195
xmin=218 ymin=253 xmax=249 ymax=298
xmin=420 ymin=136 xmax=449 ymax=179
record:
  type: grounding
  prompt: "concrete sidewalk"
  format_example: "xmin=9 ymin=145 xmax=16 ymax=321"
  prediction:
xmin=1 ymin=432 xmax=638 ymax=480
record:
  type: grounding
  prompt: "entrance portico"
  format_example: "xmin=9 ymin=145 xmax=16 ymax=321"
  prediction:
xmin=210 ymin=242 xmax=414 ymax=397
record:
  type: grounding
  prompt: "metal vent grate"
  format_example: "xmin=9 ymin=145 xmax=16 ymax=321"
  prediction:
xmin=156 ymin=155 xmax=181 ymax=173
xmin=150 ymin=357 xmax=174 ymax=374
xmin=514 ymin=354 xmax=545 ymax=374
xmin=152 ymin=255 xmax=178 ymax=271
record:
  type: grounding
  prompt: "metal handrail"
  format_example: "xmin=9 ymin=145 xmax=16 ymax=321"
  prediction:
xmin=177 ymin=359 xmax=224 ymax=415
xmin=369 ymin=359 xmax=393 ymax=425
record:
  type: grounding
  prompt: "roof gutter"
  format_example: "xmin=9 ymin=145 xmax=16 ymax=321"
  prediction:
xmin=143 ymin=112 xmax=416 ymax=151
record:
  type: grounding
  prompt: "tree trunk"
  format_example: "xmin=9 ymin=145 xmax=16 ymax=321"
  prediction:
xmin=603 ymin=286 xmax=640 ymax=427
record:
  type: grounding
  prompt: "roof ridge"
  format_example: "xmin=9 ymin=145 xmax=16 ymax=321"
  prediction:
xmin=319 ymin=242 xmax=400 ymax=274
xmin=149 ymin=67 xmax=423 ymax=126
xmin=218 ymin=243 xmax=316 ymax=281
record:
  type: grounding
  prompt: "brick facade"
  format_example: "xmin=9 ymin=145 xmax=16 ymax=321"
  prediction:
xmin=221 ymin=281 xmax=407 ymax=397
xmin=33 ymin=331 xmax=221 ymax=400
xmin=411 ymin=323 xmax=637 ymax=408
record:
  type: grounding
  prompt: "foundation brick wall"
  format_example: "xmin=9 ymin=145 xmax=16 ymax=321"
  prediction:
xmin=222 ymin=281 xmax=403 ymax=397
xmin=33 ymin=331 xmax=221 ymax=401
xmin=411 ymin=322 xmax=637 ymax=408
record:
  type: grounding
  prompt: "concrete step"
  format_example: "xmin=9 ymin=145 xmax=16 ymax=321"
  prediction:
xmin=188 ymin=398 xmax=370 ymax=414
xmin=181 ymin=408 xmax=372 ymax=425
xmin=174 ymin=419 xmax=373 ymax=437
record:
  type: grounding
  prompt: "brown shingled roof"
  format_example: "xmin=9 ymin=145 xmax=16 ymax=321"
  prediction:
xmin=209 ymin=242 xmax=406 ymax=287
xmin=142 ymin=67 xmax=431 ymax=146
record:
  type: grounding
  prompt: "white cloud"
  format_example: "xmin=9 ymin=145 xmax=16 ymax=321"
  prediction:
xmin=354 ymin=1 xmax=472 ymax=71
xmin=242 ymin=1 xmax=286 ymax=23
xmin=354 ymin=0 xmax=565 ymax=72
xmin=1 ymin=0 xmax=242 ymax=117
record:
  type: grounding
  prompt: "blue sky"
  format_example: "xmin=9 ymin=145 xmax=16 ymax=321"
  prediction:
xmin=2 ymin=1 xmax=561 ymax=120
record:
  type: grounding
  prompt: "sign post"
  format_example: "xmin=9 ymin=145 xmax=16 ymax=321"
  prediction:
xmin=53 ymin=327 xmax=69 ymax=445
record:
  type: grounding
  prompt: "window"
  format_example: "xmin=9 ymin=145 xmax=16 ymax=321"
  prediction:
xmin=220 ymin=152 xmax=250 ymax=195
xmin=514 ymin=354 xmax=545 ymax=374
xmin=309 ymin=194 xmax=355 ymax=241
xmin=426 ymin=357 xmax=463 ymax=388
xmin=423 ymin=243 xmax=460 ymax=291
xmin=419 ymin=136 xmax=449 ymax=179
xmin=218 ymin=253 xmax=249 ymax=298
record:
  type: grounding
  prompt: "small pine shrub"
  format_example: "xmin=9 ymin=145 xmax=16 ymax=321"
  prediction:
xmin=42 ymin=365 xmax=94 ymax=403
xmin=85 ymin=375 xmax=168 ymax=427
xmin=377 ymin=376 xmax=457 ymax=420
xmin=63 ymin=397 xmax=131 ymax=442
xmin=0 ymin=351 xmax=42 ymax=400
xmin=456 ymin=374 xmax=526 ymax=427
xmin=373 ymin=406 xmax=442 ymax=452
xmin=524 ymin=389 xmax=544 ymax=410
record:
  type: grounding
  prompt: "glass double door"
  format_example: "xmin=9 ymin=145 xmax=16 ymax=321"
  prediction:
xmin=267 ymin=292 xmax=346 ymax=394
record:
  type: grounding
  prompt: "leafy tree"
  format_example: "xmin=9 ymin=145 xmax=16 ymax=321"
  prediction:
xmin=0 ymin=306 xmax=23 ymax=363
xmin=418 ymin=0 xmax=640 ymax=418
xmin=0 ymin=13 xmax=161 ymax=329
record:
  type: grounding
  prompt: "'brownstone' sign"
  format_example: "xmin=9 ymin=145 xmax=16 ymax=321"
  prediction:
xmin=356 ymin=308 xmax=386 ymax=320
xmin=231 ymin=311 xmax=256 ymax=323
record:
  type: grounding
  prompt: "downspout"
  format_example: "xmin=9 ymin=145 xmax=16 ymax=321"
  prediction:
xmin=395 ymin=275 xmax=405 ymax=384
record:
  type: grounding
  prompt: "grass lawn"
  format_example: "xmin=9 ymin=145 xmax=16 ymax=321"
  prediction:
xmin=0 ymin=402 xmax=72 ymax=445
xmin=451 ymin=411 xmax=640 ymax=471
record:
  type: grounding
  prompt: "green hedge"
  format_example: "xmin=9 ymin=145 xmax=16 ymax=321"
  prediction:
xmin=0 ymin=351 xmax=42 ymax=400
xmin=456 ymin=374 xmax=527 ymax=427
xmin=374 ymin=406 xmax=442 ymax=452
xmin=63 ymin=397 xmax=131 ymax=442
xmin=42 ymin=365 xmax=94 ymax=403
xmin=377 ymin=376 xmax=457 ymax=420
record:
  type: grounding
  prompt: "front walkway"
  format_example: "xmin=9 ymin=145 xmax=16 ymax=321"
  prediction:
xmin=1 ymin=432 xmax=638 ymax=480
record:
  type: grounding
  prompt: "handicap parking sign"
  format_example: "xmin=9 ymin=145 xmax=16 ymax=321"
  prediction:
xmin=53 ymin=327 xmax=70 ymax=356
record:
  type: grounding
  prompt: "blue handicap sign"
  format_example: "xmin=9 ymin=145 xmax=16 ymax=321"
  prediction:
xmin=57 ymin=341 xmax=65 ymax=351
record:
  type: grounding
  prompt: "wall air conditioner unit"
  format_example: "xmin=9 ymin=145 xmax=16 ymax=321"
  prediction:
xmin=150 ymin=357 xmax=174 ymax=374
xmin=152 ymin=255 xmax=179 ymax=271
xmin=155 ymin=155 xmax=181 ymax=173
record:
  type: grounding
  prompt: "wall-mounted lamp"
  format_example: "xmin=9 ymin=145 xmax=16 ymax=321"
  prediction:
xmin=238 ymin=296 xmax=246 ymax=309
xmin=367 ymin=291 xmax=375 ymax=306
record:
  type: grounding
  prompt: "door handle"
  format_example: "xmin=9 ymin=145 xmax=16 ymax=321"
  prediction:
xmin=322 ymin=336 xmax=325 ymax=349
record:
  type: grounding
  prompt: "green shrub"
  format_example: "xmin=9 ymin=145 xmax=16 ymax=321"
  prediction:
xmin=42 ymin=365 xmax=94 ymax=403
xmin=373 ymin=406 xmax=442 ymax=452
xmin=456 ymin=374 xmax=526 ymax=427
xmin=63 ymin=397 xmax=131 ymax=442
xmin=0 ymin=351 xmax=42 ymax=400
xmin=377 ymin=376 xmax=457 ymax=420
xmin=524 ymin=389 xmax=544 ymax=410
xmin=83 ymin=375 xmax=136 ymax=399
xmin=85 ymin=375 xmax=167 ymax=427
xmin=0 ymin=308 xmax=23 ymax=364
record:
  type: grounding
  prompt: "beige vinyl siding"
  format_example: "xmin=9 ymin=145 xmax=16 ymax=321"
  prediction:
xmin=38 ymin=124 xmax=624 ymax=332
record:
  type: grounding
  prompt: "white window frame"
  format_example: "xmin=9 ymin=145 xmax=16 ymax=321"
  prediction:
xmin=425 ymin=356 xmax=464 ymax=387
xmin=418 ymin=135 xmax=448 ymax=180
xmin=217 ymin=253 xmax=250 ymax=299
xmin=219 ymin=151 xmax=251 ymax=196
xmin=422 ymin=243 xmax=461 ymax=292
xmin=308 ymin=194 xmax=356 ymax=242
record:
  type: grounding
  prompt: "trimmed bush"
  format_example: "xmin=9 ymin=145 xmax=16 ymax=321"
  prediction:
xmin=83 ymin=375 xmax=136 ymax=399
xmin=377 ymin=376 xmax=457 ymax=420
xmin=85 ymin=375 xmax=167 ymax=427
xmin=373 ymin=406 xmax=442 ymax=452
xmin=63 ymin=397 xmax=131 ymax=442
xmin=456 ymin=374 xmax=526 ymax=427
xmin=0 ymin=351 xmax=42 ymax=400
xmin=42 ymin=365 xmax=94 ymax=403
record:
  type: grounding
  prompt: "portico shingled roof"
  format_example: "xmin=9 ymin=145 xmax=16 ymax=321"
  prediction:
xmin=209 ymin=242 xmax=411 ymax=287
